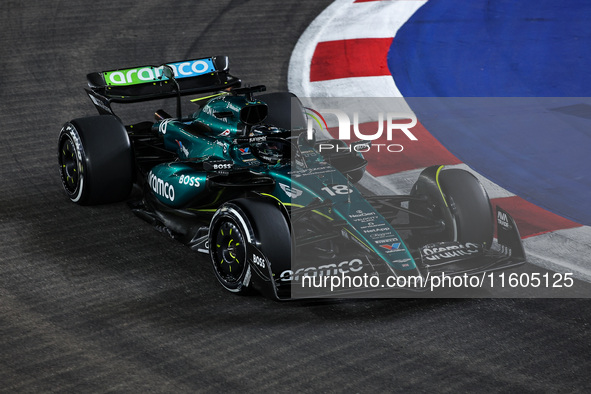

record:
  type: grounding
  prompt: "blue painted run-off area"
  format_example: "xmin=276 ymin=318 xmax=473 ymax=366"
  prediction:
xmin=388 ymin=0 xmax=591 ymax=225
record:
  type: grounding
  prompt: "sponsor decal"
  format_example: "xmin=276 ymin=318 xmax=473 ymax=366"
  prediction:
xmin=204 ymin=160 xmax=233 ymax=171
xmin=289 ymin=165 xmax=335 ymax=179
xmin=361 ymin=226 xmax=390 ymax=235
xmin=213 ymin=163 xmax=232 ymax=170
xmin=178 ymin=175 xmax=201 ymax=188
xmin=497 ymin=210 xmax=512 ymax=230
xmin=219 ymin=129 xmax=231 ymax=137
xmin=421 ymin=242 xmax=481 ymax=262
xmin=103 ymin=58 xmax=215 ymax=86
xmin=280 ymin=259 xmax=364 ymax=282
xmin=214 ymin=140 xmax=228 ymax=154
xmin=352 ymin=216 xmax=377 ymax=224
xmin=359 ymin=222 xmax=378 ymax=230
xmin=279 ymin=183 xmax=303 ymax=198
xmin=158 ymin=119 xmax=173 ymax=135
xmin=376 ymin=237 xmax=400 ymax=244
xmin=175 ymin=140 xmax=190 ymax=157
xmin=148 ymin=171 xmax=175 ymax=201
xmin=393 ymin=258 xmax=412 ymax=268
xmin=248 ymin=136 xmax=267 ymax=143
xmin=349 ymin=210 xmax=375 ymax=219
xmin=380 ymin=242 xmax=401 ymax=251
xmin=370 ymin=233 xmax=382 ymax=239
xmin=239 ymin=147 xmax=250 ymax=154
xmin=252 ymin=253 xmax=266 ymax=269
xmin=299 ymin=149 xmax=316 ymax=158
xmin=226 ymin=101 xmax=242 ymax=113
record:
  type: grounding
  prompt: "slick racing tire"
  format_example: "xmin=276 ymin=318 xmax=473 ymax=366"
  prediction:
xmin=438 ymin=169 xmax=494 ymax=249
xmin=209 ymin=198 xmax=291 ymax=294
xmin=58 ymin=115 xmax=133 ymax=205
xmin=411 ymin=167 xmax=494 ymax=249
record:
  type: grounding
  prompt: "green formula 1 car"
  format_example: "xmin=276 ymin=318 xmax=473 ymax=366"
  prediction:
xmin=58 ymin=56 xmax=525 ymax=300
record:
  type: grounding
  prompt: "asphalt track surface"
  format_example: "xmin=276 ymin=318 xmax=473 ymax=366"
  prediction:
xmin=1 ymin=1 xmax=590 ymax=392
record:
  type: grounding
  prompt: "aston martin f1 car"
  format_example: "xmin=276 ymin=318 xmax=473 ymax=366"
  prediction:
xmin=58 ymin=56 xmax=525 ymax=299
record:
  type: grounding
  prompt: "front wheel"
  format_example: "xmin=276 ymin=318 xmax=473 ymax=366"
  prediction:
xmin=209 ymin=204 xmax=251 ymax=293
xmin=208 ymin=198 xmax=291 ymax=294
xmin=439 ymin=169 xmax=494 ymax=248
xmin=411 ymin=166 xmax=494 ymax=249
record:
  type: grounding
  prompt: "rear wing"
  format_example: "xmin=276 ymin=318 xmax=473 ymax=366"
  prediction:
xmin=85 ymin=55 xmax=241 ymax=115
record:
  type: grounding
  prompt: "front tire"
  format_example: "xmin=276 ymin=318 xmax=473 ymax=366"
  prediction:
xmin=439 ymin=169 xmax=494 ymax=248
xmin=209 ymin=203 xmax=251 ymax=293
xmin=411 ymin=166 xmax=494 ymax=249
xmin=58 ymin=115 xmax=133 ymax=205
xmin=208 ymin=198 xmax=291 ymax=294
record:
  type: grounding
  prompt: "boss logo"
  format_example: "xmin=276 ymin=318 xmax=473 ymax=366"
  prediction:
xmin=213 ymin=163 xmax=232 ymax=170
xmin=252 ymin=254 xmax=266 ymax=269
xmin=178 ymin=175 xmax=201 ymax=188
xmin=204 ymin=160 xmax=233 ymax=171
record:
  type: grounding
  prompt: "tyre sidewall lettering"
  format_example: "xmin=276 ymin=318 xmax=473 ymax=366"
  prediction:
xmin=60 ymin=125 xmax=86 ymax=202
xmin=68 ymin=127 xmax=86 ymax=202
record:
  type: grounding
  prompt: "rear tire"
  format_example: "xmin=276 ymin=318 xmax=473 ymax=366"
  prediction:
xmin=58 ymin=115 xmax=133 ymax=205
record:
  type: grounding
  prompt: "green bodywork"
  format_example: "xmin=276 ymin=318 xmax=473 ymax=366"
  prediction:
xmin=147 ymin=95 xmax=418 ymax=275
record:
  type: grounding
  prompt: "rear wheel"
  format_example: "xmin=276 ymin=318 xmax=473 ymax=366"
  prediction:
xmin=58 ymin=115 xmax=133 ymax=205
